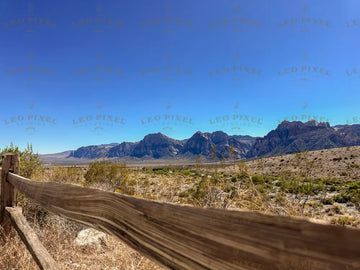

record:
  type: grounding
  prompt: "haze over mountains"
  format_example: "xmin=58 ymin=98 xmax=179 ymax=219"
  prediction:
xmin=40 ymin=120 xmax=360 ymax=163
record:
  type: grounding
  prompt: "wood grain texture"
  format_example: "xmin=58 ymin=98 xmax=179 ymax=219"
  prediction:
xmin=8 ymin=172 xmax=360 ymax=270
xmin=1 ymin=153 xmax=19 ymax=222
xmin=5 ymin=207 xmax=60 ymax=270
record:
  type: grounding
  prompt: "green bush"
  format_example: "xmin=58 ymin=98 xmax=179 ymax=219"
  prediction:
xmin=321 ymin=197 xmax=334 ymax=205
xmin=251 ymin=175 xmax=265 ymax=185
xmin=192 ymin=177 xmax=210 ymax=201
xmin=347 ymin=182 xmax=360 ymax=191
xmin=181 ymin=170 xmax=192 ymax=176
xmin=152 ymin=168 xmax=169 ymax=175
xmin=331 ymin=216 xmax=360 ymax=227
xmin=333 ymin=193 xmax=351 ymax=203
xmin=1 ymin=143 xmax=47 ymax=226
xmin=84 ymin=161 xmax=131 ymax=193
xmin=0 ymin=143 xmax=42 ymax=178
xmin=306 ymin=201 xmax=323 ymax=208
xmin=323 ymin=178 xmax=341 ymax=186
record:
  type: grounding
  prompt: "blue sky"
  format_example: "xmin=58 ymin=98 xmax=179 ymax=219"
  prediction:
xmin=0 ymin=0 xmax=360 ymax=154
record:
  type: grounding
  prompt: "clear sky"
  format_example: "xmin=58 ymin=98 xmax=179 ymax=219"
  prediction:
xmin=0 ymin=0 xmax=360 ymax=154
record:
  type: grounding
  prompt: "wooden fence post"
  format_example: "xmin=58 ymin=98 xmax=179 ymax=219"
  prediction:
xmin=1 ymin=153 xmax=20 ymax=223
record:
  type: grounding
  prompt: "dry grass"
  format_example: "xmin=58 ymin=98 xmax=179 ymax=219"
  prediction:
xmin=40 ymin=217 xmax=162 ymax=270
xmin=0 ymin=225 xmax=36 ymax=269
xmin=0 ymin=213 xmax=162 ymax=270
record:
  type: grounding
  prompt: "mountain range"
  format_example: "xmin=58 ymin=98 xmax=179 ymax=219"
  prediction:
xmin=66 ymin=132 xmax=257 ymax=160
xmin=40 ymin=120 xmax=360 ymax=163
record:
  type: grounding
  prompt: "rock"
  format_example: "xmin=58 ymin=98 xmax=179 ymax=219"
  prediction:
xmin=132 ymin=133 xmax=185 ymax=158
xmin=246 ymin=120 xmax=360 ymax=158
xmin=180 ymin=131 xmax=254 ymax=158
xmin=75 ymin=228 xmax=107 ymax=246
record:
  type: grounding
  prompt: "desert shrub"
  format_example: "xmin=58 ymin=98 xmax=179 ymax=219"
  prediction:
xmin=1 ymin=143 xmax=46 ymax=225
xmin=326 ymin=205 xmax=344 ymax=216
xmin=280 ymin=177 xmax=325 ymax=197
xmin=231 ymin=171 xmax=250 ymax=184
xmin=331 ymin=216 xmax=360 ymax=227
xmin=251 ymin=175 xmax=264 ymax=185
xmin=193 ymin=178 xmax=209 ymax=200
xmin=265 ymin=176 xmax=279 ymax=182
xmin=311 ymin=180 xmax=325 ymax=195
xmin=152 ymin=168 xmax=169 ymax=175
xmin=333 ymin=193 xmax=351 ymax=203
xmin=321 ymin=197 xmax=334 ymax=205
xmin=188 ymin=176 xmax=211 ymax=203
xmin=184 ymin=175 xmax=232 ymax=207
xmin=237 ymin=161 xmax=248 ymax=175
xmin=178 ymin=189 xmax=193 ymax=198
xmin=0 ymin=143 xmax=43 ymax=179
xmin=48 ymin=166 xmax=84 ymax=184
xmin=84 ymin=161 xmax=131 ymax=192
xmin=305 ymin=201 xmax=322 ymax=208
xmin=347 ymin=182 xmax=360 ymax=191
xmin=181 ymin=170 xmax=192 ymax=176
xmin=322 ymin=178 xmax=341 ymax=186
xmin=331 ymin=205 xmax=344 ymax=214
xmin=346 ymin=201 xmax=355 ymax=207
xmin=280 ymin=178 xmax=300 ymax=194
xmin=229 ymin=162 xmax=251 ymax=184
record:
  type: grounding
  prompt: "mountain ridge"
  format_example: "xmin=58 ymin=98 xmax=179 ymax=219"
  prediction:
xmin=41 ymin=121 xmax=360 ymax=163
xmin=65 ymin=131 xmax=257 ymax=160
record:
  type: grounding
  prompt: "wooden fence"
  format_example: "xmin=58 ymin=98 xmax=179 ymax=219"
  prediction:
xmin=1 ymin=152 xmax=360 ymax=270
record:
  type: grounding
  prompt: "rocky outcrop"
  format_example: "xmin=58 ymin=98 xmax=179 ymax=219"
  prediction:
xmin=132 ymin=133 xmax=185 ymax=158
xmin=68 ymin=145 xmax=115 ymax=159
xmin=246 ymin=121 xmax=360 ymax=158
xmin=180 ymin=131 xmax=253 ymax=158
xmin=108 ymin=142 xmax=137 ymax=158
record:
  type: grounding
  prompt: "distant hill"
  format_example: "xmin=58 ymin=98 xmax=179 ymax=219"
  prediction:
xmin=40 ymin=121 xmax=360 ymax=164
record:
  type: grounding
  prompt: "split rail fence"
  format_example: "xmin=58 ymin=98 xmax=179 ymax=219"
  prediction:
xmin=1 ymin=152 xmax=360 ymax=270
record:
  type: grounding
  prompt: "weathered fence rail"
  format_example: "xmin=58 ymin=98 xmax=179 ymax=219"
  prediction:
xmin=1 ymin=152 xmax=360 ymax=270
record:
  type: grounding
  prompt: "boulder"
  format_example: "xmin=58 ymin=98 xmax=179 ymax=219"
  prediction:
xmin=75 ymin=228 xmax=107 ymax=246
